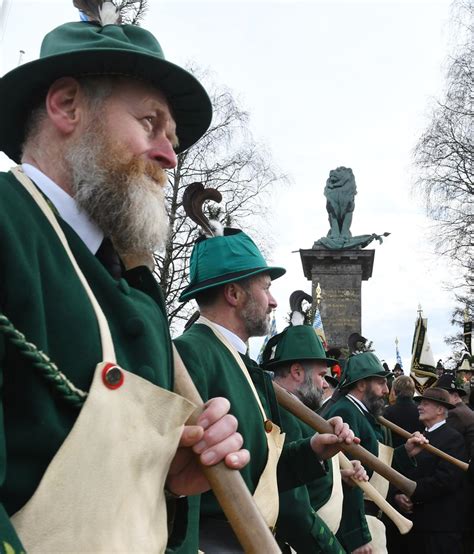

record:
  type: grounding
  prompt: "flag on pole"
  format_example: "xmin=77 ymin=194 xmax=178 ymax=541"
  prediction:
xmin=312 ymin=307 xmax=327 ymax=349
xmin=395 ymin=337 xmax=403 ymax=368
xmin=257 ymin=312 xmax=278 ymax=363
xmin=410 ymin=307 xmax=437 ymax=394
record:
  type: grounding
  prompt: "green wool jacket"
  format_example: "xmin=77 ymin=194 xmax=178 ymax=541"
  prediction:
xmin=325 ymin=395 xmax=413 ymax=553
xmin=0 ymin=171 xmax=181 ymax=552
xmin=174 ymin=324 xmax=327 ymax=551
xmin=277 ymin=406 xmax=345 ymax=554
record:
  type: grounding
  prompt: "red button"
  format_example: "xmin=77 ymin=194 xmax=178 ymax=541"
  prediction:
xmin=102 ymin=363 xmax=124 ymax=390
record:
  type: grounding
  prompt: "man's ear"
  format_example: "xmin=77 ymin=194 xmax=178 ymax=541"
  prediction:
xmin=290 ymin=362 xmax=305 ymax=383
xmin=355 ymin=379 xmax=367 ymax=393
xmin=223 ymin=282 xmax=246 ymax=308
xmin=45 ymin=77 xmax=84 ymax=135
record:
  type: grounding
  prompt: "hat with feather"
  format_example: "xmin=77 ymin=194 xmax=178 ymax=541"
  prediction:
xmin=261 ymin=290 xmax=337 ymax=369
xmin=0 ymin=1 xmax=212 ymax=162
xmin=338 ymin=334 xmax=391 ymax=389
xmin=435 ymin=371 xmax=467 ymax=397
xmin=179 ymin=182 xmax=286 ymax=302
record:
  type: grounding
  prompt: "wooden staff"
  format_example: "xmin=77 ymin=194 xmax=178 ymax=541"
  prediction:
xmin=272 ymin=382 xmax=417 ymax=496
xmin=378 ymin=416 xmax=469 ymax=472
xmin=337 ymin=453 xmax=413 ymax=535
xmin=172 ymin=345 xmax=281 ymax=554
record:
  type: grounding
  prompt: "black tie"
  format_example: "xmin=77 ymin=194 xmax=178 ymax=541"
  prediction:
xmin=95 ymin=238 xmax=122 ymax=280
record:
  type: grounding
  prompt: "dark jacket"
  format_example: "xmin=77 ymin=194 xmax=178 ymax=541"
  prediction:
xmin=410 ymin=423 xmax=469 ymax=533
xmin=383 ymin=396 xmax=424 ymax=447
xmin=447 ymin=401 xmax=474 ymax=460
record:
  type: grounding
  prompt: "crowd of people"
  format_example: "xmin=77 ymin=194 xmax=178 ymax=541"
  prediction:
xmin=0 ymin=6 xmax=472 ymax=554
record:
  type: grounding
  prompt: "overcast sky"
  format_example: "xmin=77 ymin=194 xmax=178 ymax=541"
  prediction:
xmin=0 ymin=0 xmax=461 ymax=369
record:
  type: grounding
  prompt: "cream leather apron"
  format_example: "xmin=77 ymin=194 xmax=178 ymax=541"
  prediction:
xmin=197 ymin=316 xmax=284 ymax=529
xmin=316 ymin=455 xmax=343 ymax=533
xmin=364 ymin=442 xmax=393 ymax=554
xmin=10 ymin=167 xmax=195 ymax=553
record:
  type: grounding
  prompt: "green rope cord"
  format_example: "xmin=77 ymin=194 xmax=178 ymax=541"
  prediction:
xmin=0 ymin=314 xmax=87 ymax=409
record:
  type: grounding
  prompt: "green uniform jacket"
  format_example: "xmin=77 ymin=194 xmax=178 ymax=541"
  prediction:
xmin=325 ymin=395 xmax=413 ymax=552
xmin=277 ymin=407 xmax=345 ymax=554
xmin=174 ymin=324 xmax=327 ymax=551
xmin=0 ymin=171 xmax=180 ymax=552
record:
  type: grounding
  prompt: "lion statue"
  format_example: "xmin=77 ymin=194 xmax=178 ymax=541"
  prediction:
xmin=324 ymin=166 xmax=357 ymax=240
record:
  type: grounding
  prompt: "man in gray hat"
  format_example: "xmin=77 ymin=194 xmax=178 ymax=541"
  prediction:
xmin=394 ymin=388 xmax=469 ymax=554
xmin=0 ymin=8 xmax=249 ymax=553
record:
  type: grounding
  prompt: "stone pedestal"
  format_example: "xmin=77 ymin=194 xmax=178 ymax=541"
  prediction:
xmin=299 ymin=248 xmax=375 ymax=350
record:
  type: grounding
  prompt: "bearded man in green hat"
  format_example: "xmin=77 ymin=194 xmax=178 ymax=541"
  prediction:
xmin=174 ymin=228 xmax=360 ymax=553
xmin=0 ymin=5 xmax=251 ymax=553
xmin=325 ymin=351 xmax=427 ymax=554
xmin=262 ymin=324 xmax=369 ymax=554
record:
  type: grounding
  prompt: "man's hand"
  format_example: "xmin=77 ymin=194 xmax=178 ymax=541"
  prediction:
xmin=341 ymin=459 xmax=369 ymax=486
xmin=166 ymin=397 xmax=250 ymax=496
xmin=310 ymin=416 xmax=360 ymax=460
xmin=394 ymin=493 xmax=414 ymax=514
xmin=352 ymin=542 xmax=372 ymax=554
xmin=404 ymin=431 xmax=429 ymax=457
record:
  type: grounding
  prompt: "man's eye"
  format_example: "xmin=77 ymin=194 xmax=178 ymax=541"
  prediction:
xmin=143 ymin=116 xmax=155 ymax=129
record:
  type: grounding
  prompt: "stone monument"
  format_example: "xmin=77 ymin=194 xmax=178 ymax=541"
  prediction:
xmin=300 ymin=167 xmax=389 ymax=349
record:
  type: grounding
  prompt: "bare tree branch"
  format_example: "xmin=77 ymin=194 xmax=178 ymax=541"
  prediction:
xmin=153 ymin=69 xmax=287 ymax=333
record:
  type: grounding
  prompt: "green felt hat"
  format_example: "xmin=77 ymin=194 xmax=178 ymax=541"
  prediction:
xmin=339 ymin=351 xmax=391 ymax=389
xmin=179 ymin=230 xmax=286 ymax=302
xmin=0 ymin=21 xmax=212 ymax=162
xmin=261 ymin=325 xmax=337 ymax=369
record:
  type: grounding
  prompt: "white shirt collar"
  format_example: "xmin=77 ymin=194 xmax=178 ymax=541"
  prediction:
xmin=426 ymin=420 xmax=446 ymax=433
xmin=347 ymin=393 xmax=369 ymax=413
xmin=22 ymin=163 xmax=103 ymax=254
xmin=211 ymin=322 xmax=248 ymax=355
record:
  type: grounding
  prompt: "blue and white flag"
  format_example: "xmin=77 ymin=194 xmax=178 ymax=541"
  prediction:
xmin=257 ymin=312 xmax=278 ymax=363
xmin=313 ymin=307 xmax=327 ymax=349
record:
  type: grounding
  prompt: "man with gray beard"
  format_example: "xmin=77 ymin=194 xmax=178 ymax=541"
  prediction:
xmin=174 ymin=229 xmax=360 ymax=553
xmin=262 ymin=324 xmax=368 ymax=553
xmin=0 ymin=13 xmax=250 ymax=553
xmin=325 ymin=352 xmax=425 ymax=554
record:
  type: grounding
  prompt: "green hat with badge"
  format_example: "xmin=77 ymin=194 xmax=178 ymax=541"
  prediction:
xmin=261 ymin=325 xmax=337 ymax=369
xmin=339 ymin=351 xmax=391 ymax=389
xmin=179 ymin=229 xmax=286 ymax=302
xmin=0 ymin=11 xmax=212 ymax=162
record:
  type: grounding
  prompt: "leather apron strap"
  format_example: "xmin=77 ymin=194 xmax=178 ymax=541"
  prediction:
xmin=10 ymin=167 xmax=195 ymax=553
xmin=196 ymin=316 xmax=284 ymax=528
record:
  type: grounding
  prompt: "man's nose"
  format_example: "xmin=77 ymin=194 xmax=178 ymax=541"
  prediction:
xmin=150 ymin=136 xmax=178 ymax=169
xmin=268 ymin=293 xmax=277 ymax=309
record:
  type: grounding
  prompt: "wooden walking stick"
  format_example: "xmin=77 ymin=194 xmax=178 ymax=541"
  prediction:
xmin=173 ymin=345 xmax=281 ymax=554
xmin=272 ymin=382 xmax=418 ymax=496
xmin=378 ymin=416 xmax=469 ymax=472
xmin=337 ymin=453 xmax=413 ymax=534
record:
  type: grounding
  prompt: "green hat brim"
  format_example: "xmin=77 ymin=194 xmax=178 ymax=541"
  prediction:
xmin=179 ymin=265 xmax=286 ymax=303
xmin=261 ymin=325 xmax=337 ymax=369
xmin=264 ymin=355 xmax=337 ymax=369
xmin=0 ymin=46 xmax=211 ymax=162
xmin=340 ymin=370 xmax=392 ymax=389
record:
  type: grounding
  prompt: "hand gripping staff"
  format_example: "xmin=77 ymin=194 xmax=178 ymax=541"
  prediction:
xmin=272 ymin=382 xmax=417 ymax=497
xmin=172 ymin=345 xmax=281 ymax=553
xmin=378 ymin=415 xmax=469 ymax=472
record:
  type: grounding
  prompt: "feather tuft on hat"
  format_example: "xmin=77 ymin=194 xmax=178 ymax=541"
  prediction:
xmin=73 ymin=1 xmax=120 ymax=25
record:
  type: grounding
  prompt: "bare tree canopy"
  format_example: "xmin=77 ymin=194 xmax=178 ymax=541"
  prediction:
xmin=117 ymin=0 xmax=148 ymax=24
xmin=413 ymin=0 xmax=473 ymax=267
xmin=154 ymin=71 xmax=286 ymax=331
